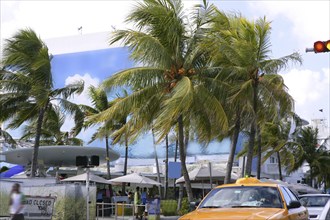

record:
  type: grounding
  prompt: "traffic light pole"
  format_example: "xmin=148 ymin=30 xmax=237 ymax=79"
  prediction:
xmin=86 ymin=167 xmax=90 ymax=220
xmin=305 ymin=48 xmax=314 ymax=53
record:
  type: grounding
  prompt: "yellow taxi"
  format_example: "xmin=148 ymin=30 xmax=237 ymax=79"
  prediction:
xmin=179 ymin=177 xmax=309 ymax=220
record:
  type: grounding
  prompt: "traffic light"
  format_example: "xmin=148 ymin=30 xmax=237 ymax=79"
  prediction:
xmin=313 ymin=40 xmax=330 ymax=53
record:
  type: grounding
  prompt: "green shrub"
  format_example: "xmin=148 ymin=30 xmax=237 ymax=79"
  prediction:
xmin=0 ymin=192 xmax=9 ymax=216
xmin=124 ymin=206 xmax=133 ymax=216
xmin=0 ymin=166 xmax=9 ymax=173
xmin=161 ymin=200 xmax=177 ymax=216
xmin=53 ymin=197 xmax=95 ymax=220
xmin=178 ymin=197 xmax=189 ymax=216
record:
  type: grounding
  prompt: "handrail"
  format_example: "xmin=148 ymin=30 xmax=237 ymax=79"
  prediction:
xmin=96 ymin=202 xmax=148 ymax=220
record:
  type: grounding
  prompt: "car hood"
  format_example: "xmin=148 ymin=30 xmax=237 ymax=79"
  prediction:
xmin=180 ymin=208 xmax=283 ymax=220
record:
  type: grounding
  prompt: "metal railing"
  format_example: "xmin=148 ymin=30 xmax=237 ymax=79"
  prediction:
xmin=96 ymin=203 xmax=148 ymax=220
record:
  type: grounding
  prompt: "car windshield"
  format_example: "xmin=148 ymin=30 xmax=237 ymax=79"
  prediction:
xmin=199 ymin=186 xmax=283 ymax=209
xmin=299 ymin=196 xmax=330 ymax=207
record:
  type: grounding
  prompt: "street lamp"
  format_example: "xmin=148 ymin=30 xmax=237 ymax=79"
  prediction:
xmin=76 ymin=155 xmax=99 ymax=220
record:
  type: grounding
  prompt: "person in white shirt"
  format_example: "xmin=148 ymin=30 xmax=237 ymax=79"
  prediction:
xmin=9 ymin=183 xmax=25 ymax=220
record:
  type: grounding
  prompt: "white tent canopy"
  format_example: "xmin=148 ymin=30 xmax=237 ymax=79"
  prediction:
xmin=109 ymin=173 xmax=162 ymax=186
xmin=175 ymin=166 xmax=239 ymax=184
xmin=61 ymin=172 xmax=110 ymax=184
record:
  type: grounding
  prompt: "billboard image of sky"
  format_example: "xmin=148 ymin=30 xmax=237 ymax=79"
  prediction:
xmin=49 ymin=44 xmax=234 ymax=158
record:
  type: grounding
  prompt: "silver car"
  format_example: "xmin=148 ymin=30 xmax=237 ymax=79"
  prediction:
xmin=299 ymin=194 xmax=330 ymax=220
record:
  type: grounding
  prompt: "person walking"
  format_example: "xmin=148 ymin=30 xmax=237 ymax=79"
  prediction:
xmin=141 ymin=187 xmax=148 ymax=219
xmin=134 ymin=187 xmax=141 ymax=219
xmin=9 ymin=183 xmax=25 ymax=220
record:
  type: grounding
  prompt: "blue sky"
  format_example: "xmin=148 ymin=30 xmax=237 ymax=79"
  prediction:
xmin=1 ymin=1 xmax=329 ymax=157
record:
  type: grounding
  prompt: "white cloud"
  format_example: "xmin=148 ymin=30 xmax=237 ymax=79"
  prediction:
xmin=281 ymin=68 xmax=330 ymax=123
xmin=1 ymin=1 xmax=199 ymax=40
xmin=250 ymin=1 xmax=330 ymax=47
xmin=61 ymin=73 xmax=100 ymax=142
xmin=65 ymin=73 xmax=100 ymax=105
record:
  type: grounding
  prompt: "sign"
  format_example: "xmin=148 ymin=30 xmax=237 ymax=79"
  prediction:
xmin=24 ymin=196 xmax=56 ymax=220
xmin=168 ymin=162 xmax=181 ymax=179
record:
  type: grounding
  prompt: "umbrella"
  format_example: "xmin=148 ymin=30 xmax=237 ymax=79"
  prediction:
xmin=0 ymin=165 xmax=25 ymax=178
xmin=61 ymin=172 xmax=110 ymax=184
xmin=175 ymin=166 xmax=239 ymax=184
xmin=108 ymin=173 xmax=162 ymax=186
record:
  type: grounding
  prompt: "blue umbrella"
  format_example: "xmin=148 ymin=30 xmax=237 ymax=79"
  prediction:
xmin=0 ymin=165 xmax=25 ymax=178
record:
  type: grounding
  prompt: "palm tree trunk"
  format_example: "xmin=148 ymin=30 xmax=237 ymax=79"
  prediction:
xmin=174 ymin=137 xmax=178 ymax=162
xmin=31 ymin=108 xmax=46 ymax=177
xmin=177 ymin=184 xmax=184 ymax=212
xmin=105 ymin=135 xmax=113 ymax=196
xmin=174 ymin=132 xmax=178 ymax=205
xmin=105 ymin=136 xmax=111 ymax=179
xmin=276 ymin=151 xmax=283 ymax=180
xmin=246 ymin=82 xmax=258 ymax=176
xmin=164 ymin=134 xmax=169 ymax=199
xmin=122 ymin=133 xmax=128 ymax=196
xmin=246 ymin=124 xmax=256 ymax=176
xmin=256 ymin=125 xmax=262 ymax=179
xmin=152 ymin=129 xmax=162 ymax=197
xmin=309 ymin=165 xmax=313 ymax=187
xmin=224 ymin=116 xmax=240 ymax=184
xmin=178 ymin=115 xmax=193 ymax=202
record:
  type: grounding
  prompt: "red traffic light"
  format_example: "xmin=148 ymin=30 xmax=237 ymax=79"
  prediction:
xmin=314 ymin=40 xmax=330 ymax=53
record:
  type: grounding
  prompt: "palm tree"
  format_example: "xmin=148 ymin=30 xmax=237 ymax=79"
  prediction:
xmin=95 ymin=0 xmax=228 ymax=202
xmin=291 ymin=126 xmax=330 ymax=187
xmin=205 ymin=12 xmax=302 ymax=176
xmin=0 ymin=29 xmax=84 ymax=177
xmin=79 ymin=85 xmax=115 ymax=180
xmin=86 ymin=89 xmax=136 ymax=196
xmin=20 ymin=105 xmax=83 ymax=146
xmin=0 ymin=127 xmax=17 ymax=148
xmin=260 ymin=119 xmax=300 ymax=180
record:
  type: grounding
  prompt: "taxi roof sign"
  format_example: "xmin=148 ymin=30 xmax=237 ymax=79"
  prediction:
xmin=236 ymin=177 xmax=261 ymax=185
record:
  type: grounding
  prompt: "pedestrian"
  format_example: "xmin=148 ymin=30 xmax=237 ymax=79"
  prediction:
xmin=128 ymin=191 xmax=133 ymax=204
xmin=134 ymin=187 xmax=142 ymax=219
xmin=9 ymin=183 xmax=25 ymax=220
xmin=141 ymin=187 xmax=148 ymax=219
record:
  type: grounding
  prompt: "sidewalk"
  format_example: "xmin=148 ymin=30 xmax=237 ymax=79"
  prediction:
xmin=96 ymin=216 xmax=180 ymax=220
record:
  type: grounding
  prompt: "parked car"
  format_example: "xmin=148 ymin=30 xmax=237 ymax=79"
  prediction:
xmin=299 ymin=194 xmax=330 ymax=220
xmin=179 ymin=177 xmax=309 ymax=220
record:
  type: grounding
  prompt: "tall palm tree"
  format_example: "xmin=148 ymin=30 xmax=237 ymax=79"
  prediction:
xmin=0 ymin=29 xmax=84 ymax=177
xmin=205 ymin=12 xmax=302 ymax=176
xmin=79 ymin=85 xmax=114 ymax=180
xmin=260 ymin=119 xmax=301 ymax=180
xmin=94 ymin=0 xmax=228 ymax=202
xmin=291 ymin=126 xmax=330 ymax=187
xmin=86 ymin=89 xmax=135 ymax=195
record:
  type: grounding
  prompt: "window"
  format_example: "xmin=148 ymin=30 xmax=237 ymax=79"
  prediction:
xmin=280 ymin=187 xmax=292 ymax=206
xmin=300 ymin=196 xmax=330 ymax=207
xmin=269 ymin=156 xmax=278 ymax=164
xmin=198 ymin=186 xmax=282 ymax=209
